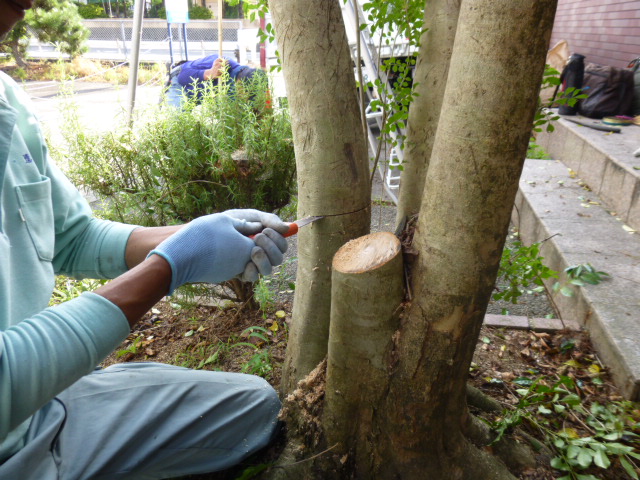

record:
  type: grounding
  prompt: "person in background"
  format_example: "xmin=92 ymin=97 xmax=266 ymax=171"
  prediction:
xmin=166 ymin=54 xmax=263 ymax=108
xmin=0 ymin=1 xmax=287 ymax=478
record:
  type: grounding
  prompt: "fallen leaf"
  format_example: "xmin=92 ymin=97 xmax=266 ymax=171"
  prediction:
xmin=588 ymin=363 xmax=601 ymax=374
xmin=559 ymin=427 xmax=579 ymax=439
xmin=275 ymin=310 xmax=286 ymax=318
xmin=145 ymin=348 xmax=156 ymax=356
xmin=564 ymin=359 xmax=583 ymax=368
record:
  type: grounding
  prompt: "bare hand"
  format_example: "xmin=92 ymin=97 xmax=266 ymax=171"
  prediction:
xmin=204 ymin=57 xmax=227 ymax=80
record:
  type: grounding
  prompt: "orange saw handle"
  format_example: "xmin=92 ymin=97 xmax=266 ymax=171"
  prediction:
xmin=249 ymin=222 xmax=298 ymax=239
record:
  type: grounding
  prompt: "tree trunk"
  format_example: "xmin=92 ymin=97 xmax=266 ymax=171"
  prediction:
xmin=324 ymin=232 xmax=404 ymax=472
xmin=10 ymin=42 xmax=28 ymax=69
xmin=374 ymin=1 xmax=558 ymax=477
xmin=395 ymin=0 xmax=461 ymax=226
xmin=269 ymin=0 xmax=371 ymax=393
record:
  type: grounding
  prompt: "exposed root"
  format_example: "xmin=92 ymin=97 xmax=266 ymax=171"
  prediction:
xmin=464 ymin=383 xmax=553 ymax=476
xmin=467 ymin=383 xmax=502 ymax=412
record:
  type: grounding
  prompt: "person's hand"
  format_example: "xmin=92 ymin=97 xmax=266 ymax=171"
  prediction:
xmin=223 ymin=209 xmax=289 ymax=282
xmin=148 ymin=213 xmax=256 ymax=294
xmin=204 ymin=57 xmax=227 ymax=80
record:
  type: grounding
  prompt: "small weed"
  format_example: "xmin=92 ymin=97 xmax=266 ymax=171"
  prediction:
xmin=233 ymin=326 xmax=274 ymax=379
xmin=494 ymin=238 xmax=558 ymax=304
xmin=254 ymin=277 xmax=276 ymax=317
xmin=527 ymin=140 xmax=551 ymax=159
xmin=116 ymin=336 xmax=143 ymax=358
xmin=176 ymin=342 xmax=231 ymax=370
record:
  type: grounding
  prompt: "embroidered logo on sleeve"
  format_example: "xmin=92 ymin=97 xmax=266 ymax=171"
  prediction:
xmin=23 ymin=153 xmax=33 ymax=163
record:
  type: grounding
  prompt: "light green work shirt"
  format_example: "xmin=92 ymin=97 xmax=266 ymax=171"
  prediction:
xmin=0 ymin=72 xmax=136 ymax=463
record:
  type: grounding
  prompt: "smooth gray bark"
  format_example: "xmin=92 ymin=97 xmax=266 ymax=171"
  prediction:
xmin=395 ymin=0 xmax=462 ymax=225
xmin=269 ymin=0 xmax=371 ymax=393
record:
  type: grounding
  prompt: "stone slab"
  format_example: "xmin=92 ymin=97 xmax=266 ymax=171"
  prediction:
xmin=535 ymin=113 xmax=640 ymax=231
xmin=483 ymin=314 xmax=529 ymax=329
xmin=515 ymin=159 xmax=640 ymax=400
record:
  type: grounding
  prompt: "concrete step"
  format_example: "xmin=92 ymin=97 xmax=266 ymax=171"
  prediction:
xmin=514 ymin=159 xmax=640 ymax=400
xmin=535 ymin=113 xmax=640 ymax=231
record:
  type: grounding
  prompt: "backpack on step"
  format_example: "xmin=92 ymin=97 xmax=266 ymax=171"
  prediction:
xmin=628 ymin=57 xmax=640 ymax=116
xmin=577 ymin=63 xmax=635 ymax=119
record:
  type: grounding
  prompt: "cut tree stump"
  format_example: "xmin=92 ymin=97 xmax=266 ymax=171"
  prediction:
xmin=324 ymin=231 xmax=404 ymax=472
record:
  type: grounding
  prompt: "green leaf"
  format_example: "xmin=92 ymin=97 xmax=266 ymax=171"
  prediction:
xmin=621 ymin=456 xmax=640 ymax=480
xmin=567 ymin=444 xmax=581 ymax=459
xmin=593 ymin=448 xmax=610 ymax=469
xmin=551 ymin=456 xmax=570 ymax=471
xmin=554 ymin=404 xmax=567 ymax=413
xmin=560 ymin=286 xmax=574 ymax=297
xmin=513 ymin=377 xmax=533 ymax=386
xmin=538 ymin=405 xmax=552 ymax=415
xmin=561 ymin=393 xmax=582 ymax=406
xmin=577 ymin=447 xmax=594 ymax=468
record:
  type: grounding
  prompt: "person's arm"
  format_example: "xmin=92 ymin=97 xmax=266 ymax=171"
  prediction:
xmin=124 ymin=225 xmax=182 ymax=268
xmin=94 ymin=254 xmax=171 ymax=327
xmin=100 ymin=210 xmax=290 ymax=326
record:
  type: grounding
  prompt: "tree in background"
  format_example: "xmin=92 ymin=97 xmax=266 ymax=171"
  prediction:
xmin=1 ymin=0 xmax=88 ymax=68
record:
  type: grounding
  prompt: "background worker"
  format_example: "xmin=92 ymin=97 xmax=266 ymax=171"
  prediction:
xmin=0 ymin=0 xmax=287 ymax=478
xmin=166 ymin=54 xmax=263 ymax=108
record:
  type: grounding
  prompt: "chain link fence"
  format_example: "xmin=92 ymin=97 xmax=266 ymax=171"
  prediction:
xmin=27 ymin=19 xmax=264 ymax=65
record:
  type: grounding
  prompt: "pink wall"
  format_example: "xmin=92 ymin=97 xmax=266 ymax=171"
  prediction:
xmin=550 ymin=0 xmax=640 ymax=68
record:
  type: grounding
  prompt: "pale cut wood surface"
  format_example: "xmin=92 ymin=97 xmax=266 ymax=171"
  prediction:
xmin=332 ymin=231 xmax=400 ymax=274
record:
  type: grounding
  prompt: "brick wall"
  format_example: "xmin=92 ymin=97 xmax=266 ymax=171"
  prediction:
xmin=550 ymin=0 xmax=640 ymax=68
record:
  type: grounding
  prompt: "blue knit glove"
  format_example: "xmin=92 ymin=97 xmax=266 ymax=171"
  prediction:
xmin=223 ymin=209 xmax=289 ymax=282
xmin=149 ymin=213 xmax=257 ymax=294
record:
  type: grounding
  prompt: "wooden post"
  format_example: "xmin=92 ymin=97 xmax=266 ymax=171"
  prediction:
xmin=324 ymin=231 xmax=404 ymax=471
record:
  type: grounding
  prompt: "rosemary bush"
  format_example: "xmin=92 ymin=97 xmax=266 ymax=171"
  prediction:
xmin=59 ymin=73 xmax=295 ymax=226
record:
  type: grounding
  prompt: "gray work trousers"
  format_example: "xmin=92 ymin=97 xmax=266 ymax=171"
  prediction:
xmin=0 ymin=362 xmax=281 ymax=479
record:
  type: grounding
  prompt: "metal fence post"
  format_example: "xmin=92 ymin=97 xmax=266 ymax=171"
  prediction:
xmin=127 ymin=0 xmax=145 ymax=123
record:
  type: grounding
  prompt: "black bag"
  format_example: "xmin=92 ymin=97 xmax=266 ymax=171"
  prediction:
xmin=628 ymin=57 xmax=640 ymax=116
xmin=577 ymin=63 xmax=635 ymax=119
xmin=557 ymin=53 xmax=585 ymax=116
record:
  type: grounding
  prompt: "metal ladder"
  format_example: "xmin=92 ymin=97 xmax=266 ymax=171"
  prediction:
xmin=340 ymin=0 xmax=409 ymax=204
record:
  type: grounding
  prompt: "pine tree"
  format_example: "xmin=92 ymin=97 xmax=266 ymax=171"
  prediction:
xmin=1 ymin=0 xmax=89 ymax=68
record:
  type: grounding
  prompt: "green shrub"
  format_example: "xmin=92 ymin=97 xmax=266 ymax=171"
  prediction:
xmin=59 ymin=73 xmax=296 ymax=227
xmin=189 ymin=5 xmax=212 ymax=19
xmin=75 ymin=3 xmax=107 ymax=19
